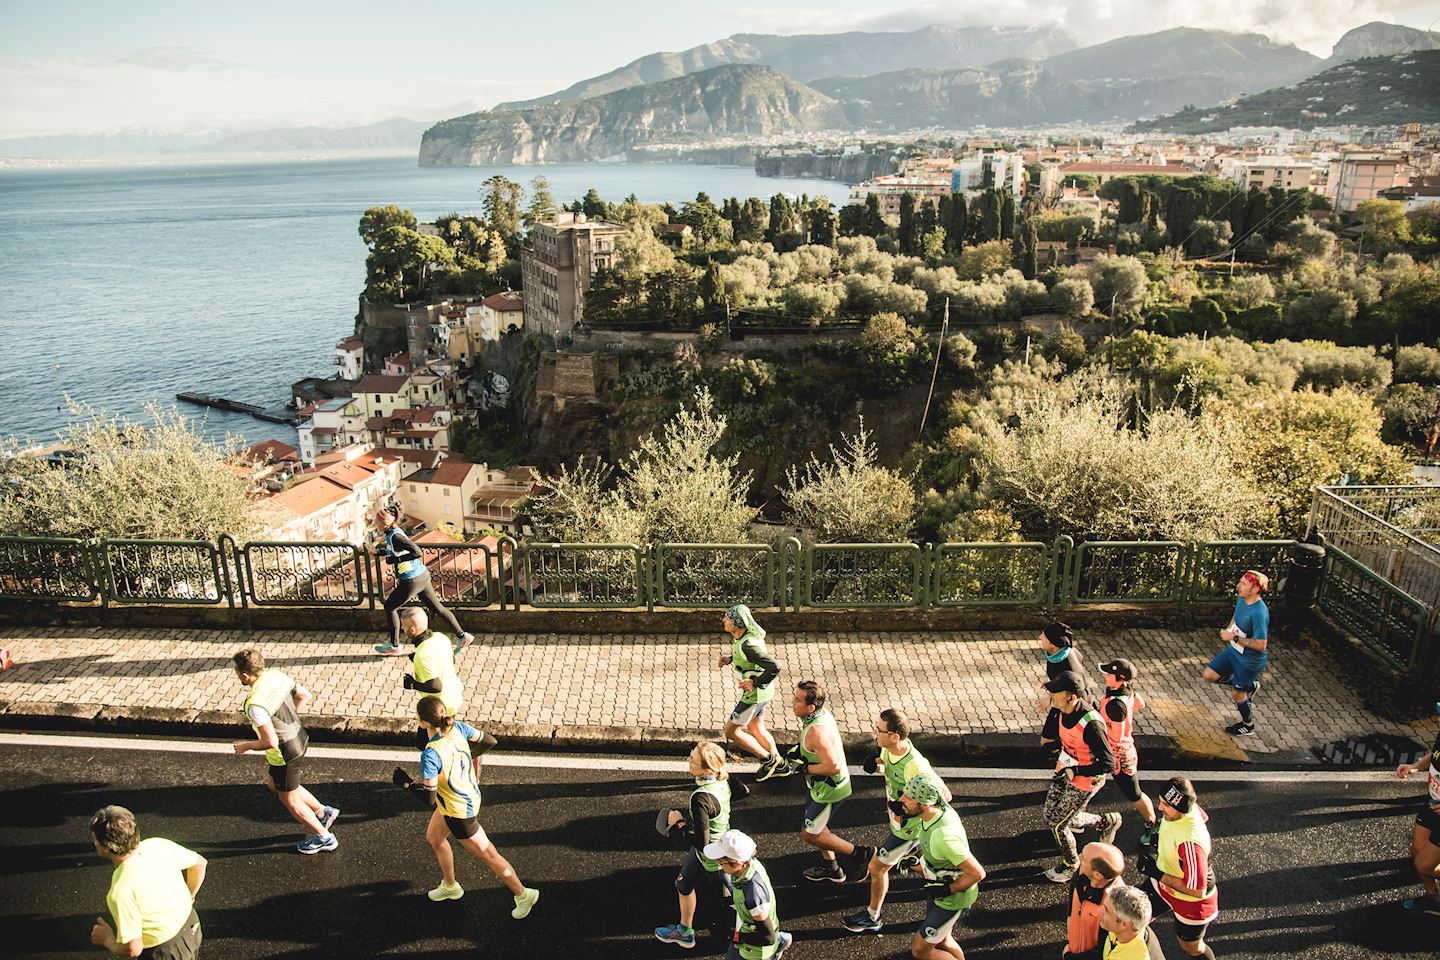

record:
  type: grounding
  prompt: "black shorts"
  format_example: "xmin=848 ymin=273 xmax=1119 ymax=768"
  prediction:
xmin=1111 ymin=771 xmax=1143 ymax=803
xmin=142 ymin=908 xmax=201 ymax=960
xmin=1416 ymin=805 xmax=1440 ymax=843
xmin=1174 ymin=919 xmax=1212 ymax=943
xmin=445 ymin=815 xmax=480 ymax=840
xmin=268 ymin=760 xmax=302 ymax=793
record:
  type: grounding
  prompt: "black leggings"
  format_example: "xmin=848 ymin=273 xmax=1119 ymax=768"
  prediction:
xmin=385 ymin=571 xmax=465 ymax=645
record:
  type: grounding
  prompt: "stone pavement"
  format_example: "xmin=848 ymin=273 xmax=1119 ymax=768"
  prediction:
xmin=0 ymin=624 xmax=1434 ymax=765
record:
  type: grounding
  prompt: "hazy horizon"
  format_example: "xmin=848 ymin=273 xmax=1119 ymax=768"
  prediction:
xmin=2 ymin=0 xmax=1439 ymax=140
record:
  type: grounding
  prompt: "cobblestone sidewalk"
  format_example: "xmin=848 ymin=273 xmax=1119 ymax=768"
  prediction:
xmin=0 ymin=625 xmax=1433 ymax=763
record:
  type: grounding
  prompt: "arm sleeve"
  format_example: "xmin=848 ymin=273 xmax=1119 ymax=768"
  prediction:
xmin=739 ymin=639 xmax=779 ymax=687
xmin=1104 ymin=698 xmax=1129 ymax=723
xmin=735 ymin=882 xmax=778 ymax=947
xmin=686 ymin=791 xmax=722 ymax=848
xmin=1176 ymin=840 xmax=1209 ymax=892
xmin=420 ymin=746 xmax=443 ymax=780
xmin=1041 ymin=707 xmax=1060 ymax=744
xmin=389 ymin=530 xmax=423 ymax=564
xmin=1076 ymin=717 xmax=1114 ymax=777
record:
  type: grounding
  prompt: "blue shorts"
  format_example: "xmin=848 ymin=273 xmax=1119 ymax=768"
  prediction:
xmin=729 ymin=699 xmax=768 ymax=725
xmin=1206 ymin=645 xmax=1267 ymax=693
xmin=802 ymin=795 xmax=843 ymax=834
xmin=877 ymin=829 xmax=919 ymax=866
xmin=920 ymin=900 xmax=969 ymax=943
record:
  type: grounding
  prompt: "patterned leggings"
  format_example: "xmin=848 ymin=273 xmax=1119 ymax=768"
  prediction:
xmin=1043 ymin=773 xmax=1103 ymax=865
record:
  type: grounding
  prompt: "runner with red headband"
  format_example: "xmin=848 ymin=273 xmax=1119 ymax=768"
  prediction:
xmin=1201 ymin=570 xmax=1269 ymax=737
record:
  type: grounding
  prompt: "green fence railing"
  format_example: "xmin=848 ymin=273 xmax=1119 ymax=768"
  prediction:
xmin=931 ymin=541 xmax=1050 ymax=607
xmin=1317 ymin=545 xmax=1435 ymax=672
xmin=0 ymin=536 xmax=99 ymax=602
xmin=653 ymin=544 xmax=775 ymax=610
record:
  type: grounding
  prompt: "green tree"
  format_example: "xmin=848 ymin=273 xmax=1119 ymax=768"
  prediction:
xmin=0 ymin=404 xmax=261 ymax=541
xmin=359 ymin=205 xmax=417 ymax=247
xmin=580 ymin=188 xmax=608 ymax=219
xmin=863 ymin=194 xmax=885 ymax=237
xmin=1021 ymin=220 xmax=1039 ymax=280
xmin=523 ymin=175 xmax=557 ymax=229
xmin=976 ymin=190 xmax=1002 ymax=242
xmin=947 ymin=193 xmax=968 ymax=252
xmin=1051 ymin=277 xmax=1094 ymax=318
xmin=804 ymin=202 xmax=838 ymax=247
xmin=366 ymin=227 xmax=456 ymax=302
xmin=736 ymin=197 xmax=768 ymax=242
xmin=782 ymin=424 xmax=915 ymax=542
xmin=1356 ymin=198 xmax=1411 ymax=253
xmin=1000 ymin=193 xmax=1016 ymax=241
xmin=679 ymin=192 xmax=727 ymax=246
xmin=898 ymin=192 xmax=919 ymax=255
xmin=481 ymin=175 xmax=523 ymax=238
xmin=767 ymin=193 xmax=796 ymax=245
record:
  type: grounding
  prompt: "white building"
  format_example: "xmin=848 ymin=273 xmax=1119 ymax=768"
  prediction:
xmin=334 ymin=336 xmax=364 ymax=381
xmin=1220 ymin=156 xmax=1314 ymax=192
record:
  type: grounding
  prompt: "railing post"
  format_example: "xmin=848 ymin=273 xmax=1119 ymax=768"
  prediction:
xmin=86 ymin=538 xmax=109 ymax=608
xmin=920 ymin=543 xmax=934 ymax=610
xmin=1051 ymin=535 xmax=1074 ymax=610
xmin=217 ymin=534 xmax=237 ymax=609
xmin=646 ymin=544 xmax=657 ymax=614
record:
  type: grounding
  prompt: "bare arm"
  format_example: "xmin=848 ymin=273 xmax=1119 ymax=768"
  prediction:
xmin=292 ymin=683 xmax=313 ymax=712
xmin=947 ymin=855 xmax=985 ymax=895
xmin=806 ymin=725 xmax=843 ymax=778
xmin=233 ymin=719 xmax=278 ymax=754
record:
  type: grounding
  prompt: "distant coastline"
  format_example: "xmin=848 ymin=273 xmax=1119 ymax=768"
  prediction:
xmin=0 ymin=148 xmax=420 ymax=171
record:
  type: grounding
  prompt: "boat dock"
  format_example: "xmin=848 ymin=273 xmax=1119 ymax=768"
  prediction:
xmin=176 ymin=392 xmax=299 ymax=425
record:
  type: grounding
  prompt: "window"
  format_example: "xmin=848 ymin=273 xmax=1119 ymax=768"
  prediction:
xmin=374 ymin=395 xmax=381 ymax=402
xmin=444 ymin=503 xmax=454 ymax=516
xmin=409 ymin=484 xmax=416 ymax=492
xmin=443 ymin=488 xmax=451 ymax=497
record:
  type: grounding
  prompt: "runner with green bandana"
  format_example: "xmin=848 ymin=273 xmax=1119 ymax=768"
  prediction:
xmin=902 ymin=775 xmax=986 ymax=960
xmin=717 ymin=604 xmax=784 ymax=780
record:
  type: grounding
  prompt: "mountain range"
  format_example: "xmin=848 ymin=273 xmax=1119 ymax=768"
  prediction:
xmin=422 ymin=21 xmax=1433 ymax=165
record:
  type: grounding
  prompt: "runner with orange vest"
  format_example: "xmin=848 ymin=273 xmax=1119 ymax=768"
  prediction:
xmin=1042 ymin=672 xmax=1116 ymax=883
xmin=1139 ymin=777 xmax=1219 ymax=960
xmin=1097 ymin=659 xmax=1159 ymax=839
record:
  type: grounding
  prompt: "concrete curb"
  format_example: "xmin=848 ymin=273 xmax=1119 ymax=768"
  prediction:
xmin=0 ymin=700 xmax=1342 ymax=770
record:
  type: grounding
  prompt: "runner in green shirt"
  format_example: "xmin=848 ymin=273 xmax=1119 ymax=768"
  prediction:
xmin=717 ymin=605 xmax=785 ymax=780
xmin=702 ymin=829 xmax=793 ymax=960
xmin=842 ymin=708 xmax=952 ymax=934
xmin=778 ymin=680 xmax=872 ymax=883
xmin=901 ymin=775 xmax=986 ymax=960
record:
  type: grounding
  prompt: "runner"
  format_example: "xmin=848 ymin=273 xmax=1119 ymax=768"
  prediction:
xmin=230 ymin=648 xmax=338 ymax=854
xmin=1139 ymin=777 xmax=1219 ymax=959
xmin=89 ymin=805 xmax=206 ymax=960
xmin=784 ymin=680 xmax=872 ymax=883
xmin=702 ymin=829 xmax=793 ymax=960
xmin=1395 ymin=706 xmax=1440 ymax=915
xmin=716 ymin=604 xmax=783 ymax=779
xmin=1039 ymin=622 xmax=1088 ymax=758
xmin=373 ymin=507 xmax=474 ymax=656
xmin=901 ymin=775 xmax=986 ymax=960
xmin=842 ymin=708 xmax=951 ymax=934
xmin=391 ymin=695 xmax=539 ymax=918
xmin=1097 ymin=659 xmax=1158 ymax=838
xmin=1064 ymin=842 xmax=1127 ymax=959
xmin=1070 ymin=884 xmax=1166 ymax=960
xmin=1041 ymin=671 xmax=1116 ymax=883
xmin=655 ymin=741 xmax=752 ymax=949
xmin=1201 ymin=570 xmax=1270 ymax=736
xmin=398 ymin=607 xmax=497 ymax=764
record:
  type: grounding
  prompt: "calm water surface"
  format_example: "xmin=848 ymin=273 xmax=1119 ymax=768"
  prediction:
xmin=0 ymin=157 xmax=849 ymax=445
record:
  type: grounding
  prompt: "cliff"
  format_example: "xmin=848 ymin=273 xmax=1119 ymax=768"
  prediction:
xmin=419 ymin=64 xmax=848 ymax=167
xmin=753 ymin=150 xmax=895 ymax=183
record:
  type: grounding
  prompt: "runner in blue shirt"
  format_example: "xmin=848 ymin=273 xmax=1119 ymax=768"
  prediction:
xmin=1201 ymin=570 xmax=1270 ymax=736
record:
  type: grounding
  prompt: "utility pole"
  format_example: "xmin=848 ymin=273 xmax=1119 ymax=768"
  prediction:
xmin=918 ymin=298 xmax=949 ymax=441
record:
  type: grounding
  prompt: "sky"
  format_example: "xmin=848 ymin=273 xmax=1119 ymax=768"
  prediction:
xmin=2 ymin=0 xmax=1440 ymax=138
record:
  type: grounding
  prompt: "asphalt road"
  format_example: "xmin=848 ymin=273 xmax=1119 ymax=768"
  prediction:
xmin=1 ymin=732 xmax=1435 ymax=960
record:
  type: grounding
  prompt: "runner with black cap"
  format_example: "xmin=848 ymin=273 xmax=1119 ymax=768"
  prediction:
xmin=1098 ymin=658 xmax=1158 ymax=839
xmin=1039 ymin=622 xmax=1087 ymax=757
xmin=1139 ymin=776 xmax=1219 ymax=959
xmin=1395 ymin=702 xmax=1440 ymax=915
xmin=901 ymin=774 xmax=986 ymax=960
xmin=1042 ymin=671 xmax=1115 ymax=883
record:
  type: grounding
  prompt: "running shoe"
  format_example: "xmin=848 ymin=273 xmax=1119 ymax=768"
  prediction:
xmin=296 ymin=833 xmax=338 ymax=855
xmin=653 ymin=924 xmax=697 ymax=948
xmin=319 ymin=806 xmax=340 ymax=831
xmin=1043 ymin=864 xmax=1075 ymax=883
xmin=1225 ymin=721 xmax=1256 ymax=736
xmin=511 ymin=887 xmax=540 ymax=919
xmin=1402 ymin=896 xmax=1440 ymax=915
xmin=753 ymin=754 xmax=784 ymax=781
xmin=1099 ymin=812 xmax=1123 ymax=845
xmin=774 ymin=931 xmax=793 ymax=958
xmin=427 ymin=880 xmax=464 ymax=901
xmin=842 ymin=909 xmax=883 ymax=933
xmin=803 ymin=859 xmax=846 ymax=883
xmin=848 ymin=845 xmax=877 ymax=881
xmin=374 ymin=643 xmax=405 ymax=656
xmin=454 ymin=632 xmax=475 ymax=655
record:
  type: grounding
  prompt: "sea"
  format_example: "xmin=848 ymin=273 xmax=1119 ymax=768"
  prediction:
xmin=0 ymin=156 xmax=851 ymax=447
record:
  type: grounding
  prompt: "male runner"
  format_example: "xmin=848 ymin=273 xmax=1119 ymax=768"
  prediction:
xmin=1097 ymin=659 xmax=1158 ymax=839
xmin=716 ymin=604 xmax=783 ymax=779
xmin=842 ymin=708 xmax=950 ymax=934
xmin=89 ymin=805 xmax=206 ymax=959
xmin=703 ymin=829 xmax=793 ymax=960
xmin=783 ymin=680 xmax=872 ymax=883
xmin=1041 ymin=672 xmax=1115 ymax=883
xmin=1202 ymin=570 xmax=1269 ymax=736
xmin=901 ymin=775 xmax=986 ymax=960
xmin=230 ymin=648 xmax=338 ymax=854
xmin=1064 ymin=842 xmax=1127 ymax=958
xmin=1070 ymin=884 xmax=1166 ymax=960
xmin=1139 ymin=777 xmax=1219 ymax=959
xmin=1395 ymin=705 xmax=1440 ymax=914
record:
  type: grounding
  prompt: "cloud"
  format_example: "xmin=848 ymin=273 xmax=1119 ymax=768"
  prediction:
xmin=116 ymin=46 xmax=228 ymax=73
xmin=726 ymin=0 xmax=1440 ymax=54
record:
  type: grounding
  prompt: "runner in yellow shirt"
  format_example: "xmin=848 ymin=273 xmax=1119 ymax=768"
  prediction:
xmin=89 ymin=805 xmax=206 ymax=959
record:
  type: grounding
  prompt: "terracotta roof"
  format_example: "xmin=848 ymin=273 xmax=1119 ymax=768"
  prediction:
xmin=481 ymin=291 xmax=525 ymax=311
xmin=269 ymin=476 xmax=352 ymax=517
xmin=242 ymin=439 xmax=299 ymax=463
xmin=316 ymin=461 xmax=375 ymax=489
xmin=431 ymin=459 xmax=477 ymax=487
xmin=355 ymin=374 xmax=409 ymax=394
xmin=309 ymin=426 xmax=337 ymax=436
xmin=336 ymin=336 xmax=363 ymax=350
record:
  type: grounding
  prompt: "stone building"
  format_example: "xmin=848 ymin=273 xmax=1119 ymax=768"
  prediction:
xmin=520 ymin=212 xmax=626 ymax=339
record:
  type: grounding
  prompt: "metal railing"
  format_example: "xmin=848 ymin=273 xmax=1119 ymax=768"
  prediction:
xmin=1317 ymin=545 xmax=1435 ymax=672
xmin=1309 ymin=485 xmax=1440 ymax=609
